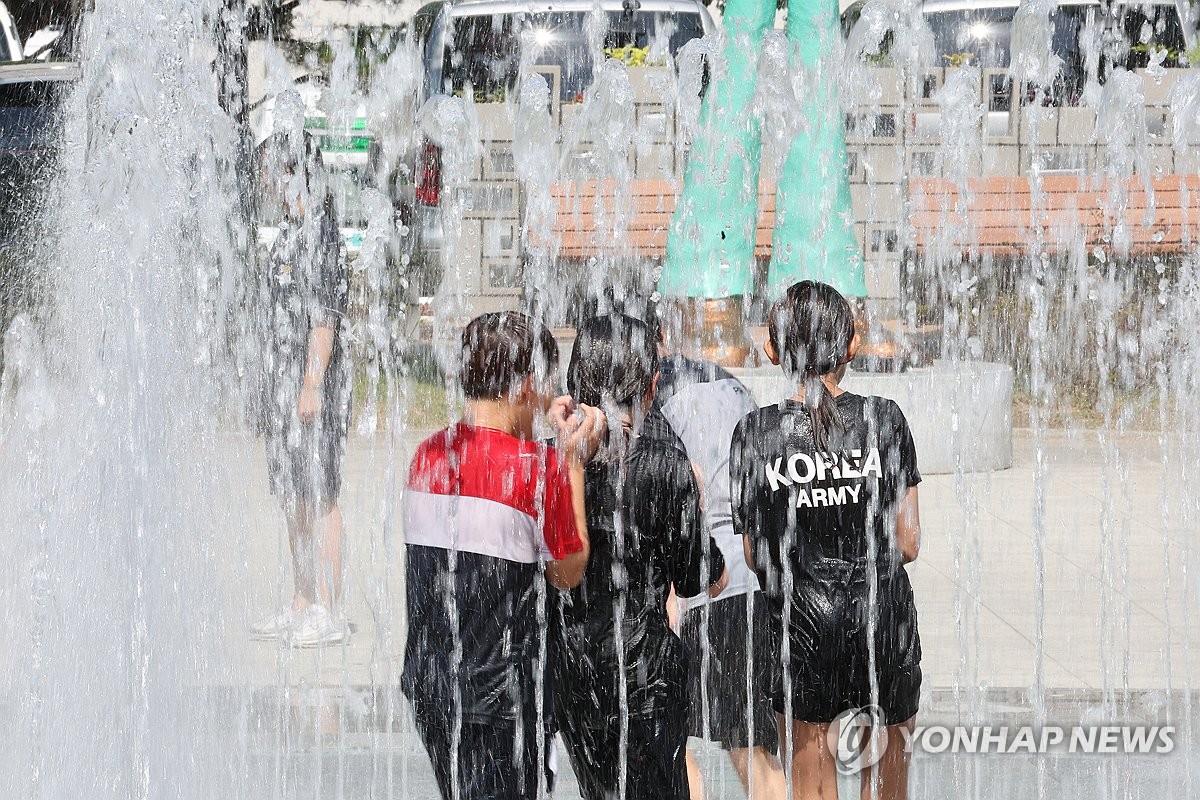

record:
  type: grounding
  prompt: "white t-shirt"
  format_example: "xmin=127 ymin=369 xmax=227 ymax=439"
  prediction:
xmin=656 ymin=355 xmax=761 ymax=609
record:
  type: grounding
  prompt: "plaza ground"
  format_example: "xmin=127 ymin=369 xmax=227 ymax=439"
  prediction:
xmin=214 ymin=425 xmax=1197 ymax=796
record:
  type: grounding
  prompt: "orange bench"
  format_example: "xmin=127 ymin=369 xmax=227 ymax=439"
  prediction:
xmin=546 ymin=178 xmax=778 ymax=259
xmin=544 ymin=174 xmax=1200 ymax=261
xmin=909 ymin=175 xmax=1200 ymax=256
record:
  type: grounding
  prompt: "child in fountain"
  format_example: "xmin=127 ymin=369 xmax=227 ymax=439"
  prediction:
xmin=249 ymin=128 xmax=353 ymax=648
xmin=550 ymin=313 xmax=728 ymax=800
xmin=401 ymin=311 xmax=598 ymax=800
xmin=731 ymin=281 xmax=922 ymax=799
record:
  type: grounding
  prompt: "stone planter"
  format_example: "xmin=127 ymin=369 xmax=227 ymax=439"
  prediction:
xmin=558 ymin=102 xmax=584 ymax=134
xmin=850 ymin=66 xmax=904 ymax=107
xmin=1057 ymin=107 xmax=1097 ymax=146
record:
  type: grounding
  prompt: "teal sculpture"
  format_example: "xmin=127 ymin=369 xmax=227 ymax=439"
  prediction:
xmin=662 ymin=0 xmax=866 ymax=304
xmin=660 ymin=0 xmax=774 ymax=299
xmin=769 ymin=0 xmax=866 ymax=297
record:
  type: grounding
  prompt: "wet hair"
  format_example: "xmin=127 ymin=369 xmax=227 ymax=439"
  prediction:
xmin=255 ymin=129 xmax=341 ymax=231
xmin=568 ymin=314 xmax=660 ymax=408
xmin=460 ymin=312 xmax=559 ymax=400
xmin=767 ymin=281 xmax=856 ymax=452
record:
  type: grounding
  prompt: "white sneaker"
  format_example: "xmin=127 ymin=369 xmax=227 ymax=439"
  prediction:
xmin=288 ymin=604 xmax=349 ymax=648
xmin=250 ymin=608 xmax=300 ymax=640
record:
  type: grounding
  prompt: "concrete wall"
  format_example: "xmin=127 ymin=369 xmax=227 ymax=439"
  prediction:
xmin=458 ymin=66 xmax=1195 ymax=309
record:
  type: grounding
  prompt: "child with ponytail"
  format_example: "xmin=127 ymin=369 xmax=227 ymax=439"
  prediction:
xmin=730 ymin=281 xmax=922 ymax=800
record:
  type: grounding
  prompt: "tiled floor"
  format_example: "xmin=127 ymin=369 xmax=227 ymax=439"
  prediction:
xmin=203 ymin=425 xmax=1198 ymax=797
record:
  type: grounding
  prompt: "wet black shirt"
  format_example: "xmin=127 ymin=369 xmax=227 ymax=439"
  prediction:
xmin=731 ymin=393 xmax=921 ymax=596
xmin=551 ymin=409 xmax=726 ymax=724
xmin=260 ymin=197 xmax=348 ymax=436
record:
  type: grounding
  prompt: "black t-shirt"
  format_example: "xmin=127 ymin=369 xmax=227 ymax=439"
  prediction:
xmin=261 ymin=196 xmax=348 ymax=435
xmin=731 ymin=392 xmax=921 ymax=597
xmin=551 ymin=408 xmax=726 ymax=724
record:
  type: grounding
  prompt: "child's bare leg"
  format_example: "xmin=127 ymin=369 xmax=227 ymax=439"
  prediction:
xmin=315 ymin=501 xmax=344 ymax=614
xmin=858 ymin=719 xmax=913 ymax=800
xmin=685 ymin=748 xmax=705 ymax=800
xmin=728 ymin=746 xmax=786 ymax=800
xmin=284 ymin=496 xmax=316 ymax=611
xmin=784 ymin=717 xmax=838 ymax=800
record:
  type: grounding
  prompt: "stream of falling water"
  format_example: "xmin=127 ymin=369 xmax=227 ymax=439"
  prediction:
xmin=0 ymin=0 xmax=247 ymax=797
xmin=1 ymin=0 xmax=1200 ymax=797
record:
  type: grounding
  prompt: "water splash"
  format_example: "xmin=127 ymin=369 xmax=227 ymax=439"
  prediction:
xmin=417 ymin=93 xmax=481 ymax=371
xmin=1008 ymin=0 xmax=1063 ymax=86
xmin=843 ymin=0 xmax=933 ymax=71
xmin=0 ymin=1 xmax=248 ymax=797
xmin=514 ymin=73 xmax=563 ymax=324
xmin=935 ymin=66 xmax=984 ymax=182
xmin=1169 ymin=71 xmax=1200 ymax=153
xmin=755 ymin=31 xmax=807 ymax=181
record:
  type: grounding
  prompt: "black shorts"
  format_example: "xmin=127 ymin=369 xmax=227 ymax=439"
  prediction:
xmin=264 ymin=414 xmax=346 ymax=501
xmin=410 ymin=701 xmax=553 ymax=800
xmin=682 ymin=592 xmax=780 ymax=753
xmin=774 ymin=560 xmax=922 ymax=726
xmin=557 ymin=704 xmax=689 ymax=800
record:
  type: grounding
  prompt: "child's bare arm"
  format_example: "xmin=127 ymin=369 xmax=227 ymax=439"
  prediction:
xmin=298 ymin=325 xmax=334 ymax=422
xmin=665 ymin=585 xmax=681 ymax=633
xmin=896 ymin=486 xmax=921 ymax=563
xmin=544 ymin=401 xmax=602 ymax=589
xmin=687 ymin=462 xmax=728 ymax=598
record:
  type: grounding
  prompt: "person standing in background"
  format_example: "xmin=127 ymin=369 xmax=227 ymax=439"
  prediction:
xmin=249 ymin=127 xmax=352 ymax=648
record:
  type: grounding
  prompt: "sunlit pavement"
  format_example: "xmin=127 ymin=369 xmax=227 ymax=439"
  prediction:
xmin=211 ymin=426 xmax=1198 ymax=796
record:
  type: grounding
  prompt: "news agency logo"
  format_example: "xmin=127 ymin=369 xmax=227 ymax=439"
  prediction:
xmin=904 ymin=724 xmax=1176 ymax=755
xmin=829 ymin=705 xmax=889 ymax=775
xmin=828 ymin=706 xmax=1177 ymax=773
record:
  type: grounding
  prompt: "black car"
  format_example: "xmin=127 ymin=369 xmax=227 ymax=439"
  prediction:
xmin=0 ymin=61 xmax=76 ymax=221
xmin=0 ymin=61 xmax=78 ymax=366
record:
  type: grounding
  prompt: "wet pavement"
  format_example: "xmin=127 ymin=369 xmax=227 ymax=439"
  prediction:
xmin=208 ymin=425 xmax=1198 ymax=797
